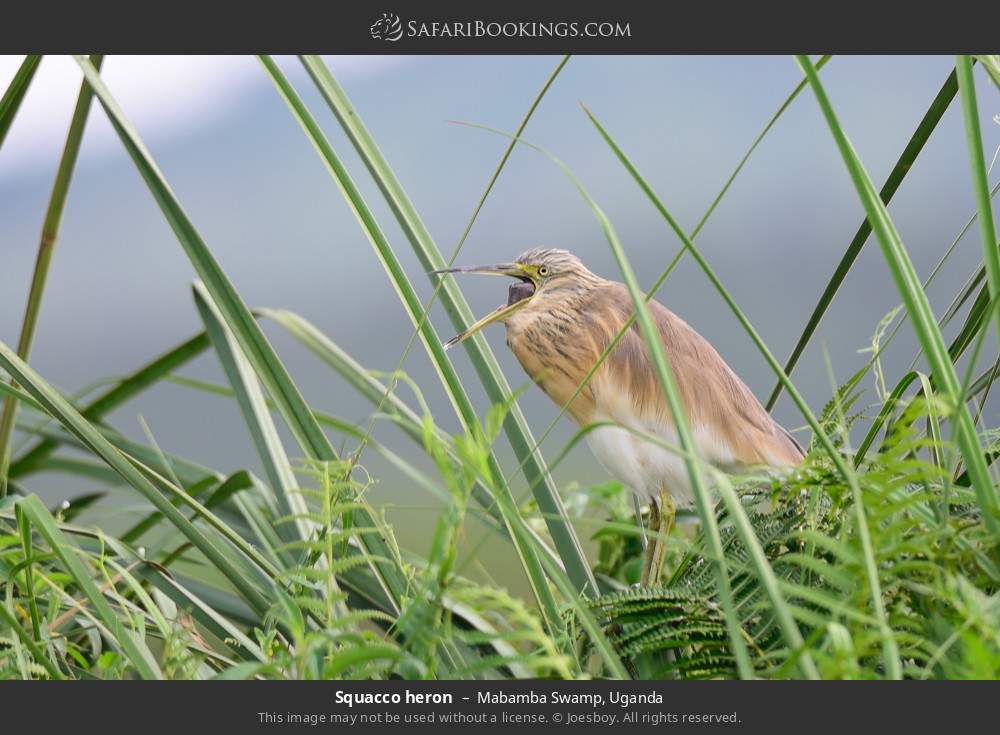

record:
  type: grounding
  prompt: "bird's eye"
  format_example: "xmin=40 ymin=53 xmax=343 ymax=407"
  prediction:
xmin=538 ymin=266 xmax=550 ymax=277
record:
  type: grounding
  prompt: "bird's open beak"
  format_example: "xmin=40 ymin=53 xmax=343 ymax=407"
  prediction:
xmin=432 ymin=263 xmax=536 ymax=350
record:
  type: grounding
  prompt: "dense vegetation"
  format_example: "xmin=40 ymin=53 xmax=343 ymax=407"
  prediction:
xmin=1 ymin=54 xmax=999 ymax=680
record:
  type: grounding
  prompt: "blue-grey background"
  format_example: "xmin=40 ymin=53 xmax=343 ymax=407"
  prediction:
xmin=2 ymin=55 xmax=998 ymax=590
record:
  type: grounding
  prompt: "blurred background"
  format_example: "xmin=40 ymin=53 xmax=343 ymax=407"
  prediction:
xmin=1 ymin=55 xmax=998 ymax=590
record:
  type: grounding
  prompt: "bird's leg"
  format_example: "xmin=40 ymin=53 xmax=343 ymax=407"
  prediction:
xmin=647 ymin=489 xmax=676 ymax=587
xmin=640 ymin=497 xmax=661 ymax=586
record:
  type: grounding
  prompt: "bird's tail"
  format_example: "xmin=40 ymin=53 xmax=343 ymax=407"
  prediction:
xmin=777 ymin=423 xmax=807 ymax=462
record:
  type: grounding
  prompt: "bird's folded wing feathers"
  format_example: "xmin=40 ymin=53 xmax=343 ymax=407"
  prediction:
xmin=596 ymin=283 xmax=804 ymax=469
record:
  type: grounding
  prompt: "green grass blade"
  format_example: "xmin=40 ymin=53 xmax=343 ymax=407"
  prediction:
xmin=0 ymin=55 xmax=102 ymax=498
xmin=14 ymin=494 xmax=158 ymax=679
xmin=257 ymin=309 xmax=427 ymax=443
xmin=71 ymin=55 xmax=407 ymax=613
xmin=192 ymin=282 xmax=305 ymax=536
xmin=956 ymin=56 xmax=1000 ymax=352
xmin=0 ymin=339 xmax=273 ymax=616
xmin=10 ymin=333 xmax=209 ymax=480
xmin=257 ymin=55 xmax=565 ymax=629
xmin=913 ymin=180 xmax=1000 ymax=366
xmin=450 ymin=54 xmax=570 ymax=254
xmin=690 ymin=55 xmax=832 ymax=242
xmin=0 ymin=55 xmax=41 ymax=150
xmin=854 ymin=371 xmax=919 ymax=466
xmin=589 ymin=190 xmax=757 ymax=679
xmin=258 ymin=308 xmax=555 ymax=544
xmin=0 ymin=382 xmax=45 ymax=413
xmin=296 ymin=54 xmax=598 ymax=598
xmin=470 ymin=122 xmax=759 ymax=678
xmin=712 ymin=474 xmax=815 ymax=674
xmin=78 ymin=334 xmax=210 ymax=419
xmin=798 ymin=53 xmax=993 ymax=678
xmin=0 ymin=599 xmax=64 ymax=680
xmin=577 ymin=114 xmax=819 ymax=679
xmin=766 ymin=67 xmax=961 ymax=409
xmin=798 ymin=54 xmax=999 ymax=536
xmin=14 ymin=503 xmax=42 ymax=642
xmin=142 ymin=569 xmax=266 ymax=663
xmin=164 ymin=372 xmax=462 ymax=517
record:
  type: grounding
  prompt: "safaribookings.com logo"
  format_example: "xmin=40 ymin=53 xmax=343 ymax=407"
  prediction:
xmin=370 ymin=13 xmax=404 ymax=41
xmin=369 ymin=13 xmax=631 ymax=42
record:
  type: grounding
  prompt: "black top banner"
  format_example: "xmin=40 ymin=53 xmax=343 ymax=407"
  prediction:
xmin=2 ymin=0 xmax=999 ymax=53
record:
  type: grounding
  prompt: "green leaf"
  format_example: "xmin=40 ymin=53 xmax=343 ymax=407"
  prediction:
xmin=0 ymin=381 xmax=44 ymax=413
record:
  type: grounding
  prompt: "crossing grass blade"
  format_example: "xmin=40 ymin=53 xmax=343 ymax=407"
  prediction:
xmin=575 ymin=112 xmax=823 ymax=679
xmin=573 ymin=170 xmax=758 ymax=679
xmin=0 ymin=55 xmax=41 ymax=150
xmin=256 ymin=55 xmax=566 ymax=630
xmin=9 ymin=331 xmax=209 ymax=479
xmin=460 ymin=123 xmax=771 ymax=678
xmin=956 ymin=56 xmax=1000 ymax=352
xmin=0 ymin=55 xmax=102 ymax=498
xmin=192 ymin=282 xmax=305 ymax=534
xmin=163 ymin=371 xmax=463 ymax=514
xmin=796 ymin=54 xmax=1000 ymax=537
xmin=0 ymin=339 xmax=277 ymax=616
xmin=480 ymin=57 xmax=832 ymax=496
xmin=70 ymin=55 xmax=408 ymax=613
xmin=450 ymin=54 xmax=571 ymax=253
xmin=257 ymin=307 xmax=562 ymax=552
xmin=766 ymin=67 xmax=961 ymax=410
xmin=296 ymin=54 xmax=598 ymax=599
xmin=0 ymin=382 xmax=44 ymax=413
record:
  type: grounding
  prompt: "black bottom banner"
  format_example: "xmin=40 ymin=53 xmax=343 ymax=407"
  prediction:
xmin=3 ymin=679 xmax=993 ymax=731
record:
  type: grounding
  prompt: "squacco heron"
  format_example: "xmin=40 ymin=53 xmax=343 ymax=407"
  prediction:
xmin=436 ymin=248 xmax=804 ymax=586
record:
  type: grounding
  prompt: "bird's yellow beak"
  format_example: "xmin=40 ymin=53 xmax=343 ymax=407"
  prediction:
xmin=432 ymin=263 xmax=537 ymax=350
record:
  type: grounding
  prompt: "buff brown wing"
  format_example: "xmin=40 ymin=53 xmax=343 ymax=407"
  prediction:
xmin=594 ymin=283 xmax=804 ymax=470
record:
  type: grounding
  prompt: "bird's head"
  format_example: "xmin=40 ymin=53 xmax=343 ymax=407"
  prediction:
xmin=433 ymin=248 xmax=601 ymax=350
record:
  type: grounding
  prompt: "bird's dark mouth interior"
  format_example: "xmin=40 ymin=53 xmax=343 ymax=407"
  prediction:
xmin=507 ymin=279 xmax=535 ymax=306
